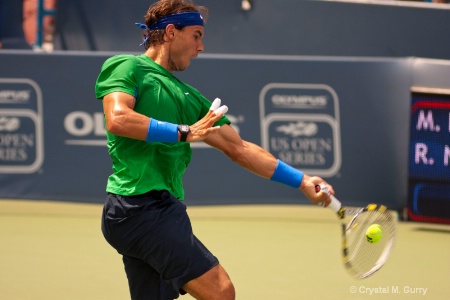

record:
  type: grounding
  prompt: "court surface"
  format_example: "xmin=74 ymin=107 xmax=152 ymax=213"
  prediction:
xmin=0 ymin=199 xmax=448 ymax=300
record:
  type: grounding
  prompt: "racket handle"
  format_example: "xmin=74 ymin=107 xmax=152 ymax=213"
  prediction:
xmin=316 ymin=184 xmax=342 ymax=212
xmin=328 ymin=195 xmax=342 ymax=213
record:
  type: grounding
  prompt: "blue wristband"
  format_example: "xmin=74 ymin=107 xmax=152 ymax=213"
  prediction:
xmin=270 ymin=160 xmax=304 ymax=188
xmin=146 ymin=118 xmax=178 ymax=143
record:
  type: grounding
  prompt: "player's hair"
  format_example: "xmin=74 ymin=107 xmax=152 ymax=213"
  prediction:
xmin=141 ymin=0 xmax=208 ymax=49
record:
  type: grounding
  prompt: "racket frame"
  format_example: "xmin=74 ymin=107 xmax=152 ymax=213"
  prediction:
xmin=319 ymin=185 xmax=396 ymax=279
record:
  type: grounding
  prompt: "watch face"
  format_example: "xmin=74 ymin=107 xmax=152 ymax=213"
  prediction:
xmin=179 ymin=125 xmax=189 ymax=142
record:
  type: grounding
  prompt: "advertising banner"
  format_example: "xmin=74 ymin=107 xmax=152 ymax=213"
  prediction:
xmin=0 ymin=52 xmax=435 ymax=210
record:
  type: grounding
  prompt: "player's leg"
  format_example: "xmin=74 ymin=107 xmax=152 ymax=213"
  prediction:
xmin=182 ymin=263 xmax=235 ymax=300
xmin=137 ymin=194 xmax=234 ymax=299
xmin=102 ymin=192 xmax=181 ymax=299
xmin=123 ymin=255 xmax=179 ymax=300
xmin=102 ymin=191 xmax=233 ymax=299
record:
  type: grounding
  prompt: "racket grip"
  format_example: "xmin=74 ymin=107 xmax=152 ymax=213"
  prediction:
xmin=328 ymin=195 xmax=342 ymax=213
xmin=316 ymin=184 xmax=342 ymax=213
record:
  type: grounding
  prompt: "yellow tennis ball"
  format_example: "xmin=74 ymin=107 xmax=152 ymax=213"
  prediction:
xmin=366 ymin=224 xmax=382 ymax=244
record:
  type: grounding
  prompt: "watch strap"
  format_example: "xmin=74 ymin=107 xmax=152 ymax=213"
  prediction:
xmin=178 ymin=124 xmax=190 ymax=142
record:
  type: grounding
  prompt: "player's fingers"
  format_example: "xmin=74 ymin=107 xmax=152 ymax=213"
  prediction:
xmin=210 ymin=98 xmax=221 ymax=111
xmin=322 ymin=194 xmax=332 ymax=207
xmin=188 ymin=121 xmax=222 ymax=140
xmin=318 ymin=192 xmax=331 ymax=207
xmin=196 ymin=111 xmax=220 ymax=127
xmin=214 ymin=105 xmax=228 ymax=115
xmin=328 ymin=185 xmax=335 ymax=195
xmin=209 ymin=98 xmax=228 ymax=116
xmin=208 ymin=125 xmax=222 ymax=133
xmin=314 ymin=184 xmax=332 ymax=207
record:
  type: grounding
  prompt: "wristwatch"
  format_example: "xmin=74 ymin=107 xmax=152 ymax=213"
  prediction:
xmin=178 ymin=124 xmax=190 ymax=142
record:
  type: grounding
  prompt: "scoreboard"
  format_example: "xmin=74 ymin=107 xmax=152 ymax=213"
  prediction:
xmin=408 ymin=87 xmax=450 ymax=224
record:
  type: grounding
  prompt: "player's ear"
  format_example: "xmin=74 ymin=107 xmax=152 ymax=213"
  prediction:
xmin=165 ymin=24 xmax=176 ymax=40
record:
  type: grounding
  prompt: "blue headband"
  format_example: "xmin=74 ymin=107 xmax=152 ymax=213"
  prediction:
xmin=135 ymin=11 xmax=204 ymax=32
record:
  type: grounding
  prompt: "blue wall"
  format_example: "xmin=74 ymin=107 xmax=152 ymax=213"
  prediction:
xmin=1 ymin=51 xmax=450 ymax=210
xmin=53 ymin=0 xmax=450 ymax=59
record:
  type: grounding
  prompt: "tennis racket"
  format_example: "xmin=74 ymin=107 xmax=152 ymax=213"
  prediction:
xmin=317 ymin=185 xmax=396 ymax=279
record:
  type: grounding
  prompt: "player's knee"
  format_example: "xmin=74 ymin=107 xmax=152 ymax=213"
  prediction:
xmin=216 ymin=265 xmax=235 ymax=300
xmin=207 ymin=274 xmax=235 ymax=300
xmin=222 ymin=279 xmax=236 ymax=299
xmin=184 ymin=264 xmax=235 ymax=300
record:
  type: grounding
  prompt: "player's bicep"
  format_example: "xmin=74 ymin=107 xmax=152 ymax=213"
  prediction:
xmin=103 ymin=92 xmax=139 ymax=134
xmin=103 ymin=91 xmax=136 ymax=112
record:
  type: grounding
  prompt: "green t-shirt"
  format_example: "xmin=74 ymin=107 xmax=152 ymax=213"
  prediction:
xmin=95 ymin=54 xmax=230 ymax=199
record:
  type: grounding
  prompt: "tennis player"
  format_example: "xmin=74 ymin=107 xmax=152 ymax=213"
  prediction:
xmin=95 ymin=0 xmax=334 ymax=299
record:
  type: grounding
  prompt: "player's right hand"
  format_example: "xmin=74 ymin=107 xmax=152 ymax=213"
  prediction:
xmin=300 ymin=174 xmax=334 ymax=207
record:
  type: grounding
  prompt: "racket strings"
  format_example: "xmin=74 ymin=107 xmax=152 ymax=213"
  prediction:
xmin=344 ymin=210 xmax=396 ymax=278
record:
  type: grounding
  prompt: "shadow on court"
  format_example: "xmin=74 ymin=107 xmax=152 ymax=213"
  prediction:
xmin=0 ymin=199 xmax=448 ymax=299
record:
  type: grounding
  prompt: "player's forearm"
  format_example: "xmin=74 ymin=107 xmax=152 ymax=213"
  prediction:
xmin=226 ymin=140 xmax=279 ymax=179
xmin=105 ymin=109 xmax=149 ymax=140
xmin=209 ymin=125 xmax=306 ymax=188
xmin=103 ymin=92 xmax=150 ymax=140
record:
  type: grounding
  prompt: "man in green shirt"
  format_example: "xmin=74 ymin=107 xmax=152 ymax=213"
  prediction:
xmin=96 ymin=1 xmax=334 ymax=299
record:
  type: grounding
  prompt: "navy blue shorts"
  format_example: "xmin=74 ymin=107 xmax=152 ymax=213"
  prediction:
xmin=101 ymin=190 xmax=219 ymax=300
